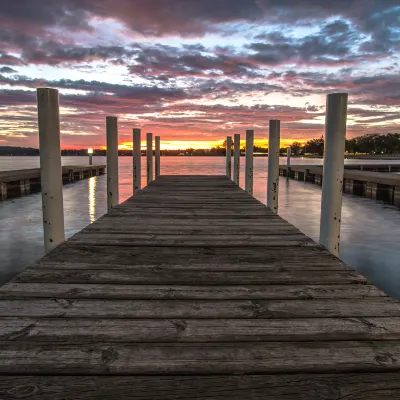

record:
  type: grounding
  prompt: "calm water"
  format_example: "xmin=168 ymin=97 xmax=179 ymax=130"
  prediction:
xmin=1 ymin=156 xmax=400 ymax=298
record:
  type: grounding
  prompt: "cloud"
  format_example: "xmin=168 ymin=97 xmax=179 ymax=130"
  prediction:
xmin=0 ymin=67 xmax=17 ymax=74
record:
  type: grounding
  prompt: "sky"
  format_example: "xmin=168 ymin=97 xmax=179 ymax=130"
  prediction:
xmin=0 ymin=0 xmax=399 ymax=150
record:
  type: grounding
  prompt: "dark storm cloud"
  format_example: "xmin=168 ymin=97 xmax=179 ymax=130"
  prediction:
xmin=129 ymin=44 xmax=257 ymax=79
xmin=1 ymin=0 xmax=399 ymax=40
xmin=0 ymin=67 xmax=17 ymax=74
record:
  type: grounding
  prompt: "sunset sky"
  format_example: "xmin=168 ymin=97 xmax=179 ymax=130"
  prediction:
xmin=0 ymin=1 xmax=399 ymax=150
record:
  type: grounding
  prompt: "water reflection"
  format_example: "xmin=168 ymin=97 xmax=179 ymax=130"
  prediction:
xmin=0 ymin=156 xmax=399 ymax=299
xmin=88 ymin=176 xmax=97 ymax=223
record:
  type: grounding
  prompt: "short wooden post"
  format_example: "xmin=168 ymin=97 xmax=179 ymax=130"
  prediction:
xmin=146 ymin=132 xmax=153 ymax=184
xmin=37 ymin=88 xmax=65 ymax=253
xmin=226 ymin=136 xmax=232 ymax=178
xmin=245 ymin=130 xmax=254 ymax=195
xmin=106 ymin=116 xmax=119 ymax=210
xmin=287 ymin=148 xmax=291 ymax=180
xmin=0 ymin=182 xmax=7 ymax=201
xmin=233 ymin=134 xmax=240 ymax=184
xmin=267 ymin=120 xmax=280 ymax=213
xmin=319 ymin=93 xmax=348 ymax=257
xmin=155 ymin=136 xmax=161 ymax=178
xmin=133 ymin=128 xmax=142 ymax=193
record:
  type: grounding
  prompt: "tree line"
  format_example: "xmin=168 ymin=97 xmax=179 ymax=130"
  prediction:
xmin=289 ymin=133 xmax=400 ymax=156
xmin=1 ymin=133 xmax=399 ymax=157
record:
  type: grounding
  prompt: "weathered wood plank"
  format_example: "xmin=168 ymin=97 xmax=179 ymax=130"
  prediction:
xmin=13 ymin=269 xmax=368 ymax=285
xmin=1 ymin=317 xmax=399 ymax=343
xmin=0 ymin=299 xmax=398 ymax=318
xmin=1 ymin=341 xmax=400 ymax=374
xmin=2 ymin=373 xmax=400 ymax=400
xmin=0 ymin=283 xmax=386 ymax=300
xmin=31 ymin=261 xmax=353 ymax=271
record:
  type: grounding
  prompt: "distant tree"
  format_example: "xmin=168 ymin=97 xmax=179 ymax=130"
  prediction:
xmin=290 ymin=142 xmax=304 ymax=156
xmin=304 ymin=136 xmax=324 ymax=156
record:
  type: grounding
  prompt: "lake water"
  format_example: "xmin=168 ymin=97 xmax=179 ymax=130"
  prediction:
xmin=1 ymin=156 xmax=400 ymax=299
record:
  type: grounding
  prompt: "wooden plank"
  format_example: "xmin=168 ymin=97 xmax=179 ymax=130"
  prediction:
xmin=67 ymin=233 xmax=316 ymax=247
xmin=13 ymin=269 xmax=368 ymax=285
xmin=2 ymin=373 xmax=400 ymax=400
xmin=26 ymin=260 xmax=351 ymax=273
xmin=1 ymin=317 xmax=399 ymax=343
xmin=0 ymin=299 xmax=398 ymax=318
xmin=0 ymin=283 xmax=386 ymax=300
xmin=1 ymin=341 xmax=400 ymax=374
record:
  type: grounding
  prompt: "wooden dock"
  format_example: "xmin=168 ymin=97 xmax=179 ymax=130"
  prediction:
xmin=1 ymin=175 xmax=400 ymax=399
xmin=280 ymin=164 xmax=400 ymax=207
xmin=0 ymin=165 xmax=106 ymax=201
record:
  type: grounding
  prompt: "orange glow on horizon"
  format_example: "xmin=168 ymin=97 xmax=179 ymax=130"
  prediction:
xmin=96 ymin=138 xmax=309 ymax=151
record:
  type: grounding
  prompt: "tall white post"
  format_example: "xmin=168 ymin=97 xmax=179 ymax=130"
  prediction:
xmin=155 ymin=136 xmax=161 ymax=178
xmin=245 ymin=130 xmax=254 ymax=195
xmin=319 ymin=93 xmax=348 ymax=257
xmin=267 ymin=120 xmax=280 ymax=213
xmin=286 ymin=148 xmax=291 ymax=180
xmin=133 ymin=128 xmax=141 ymax=193
xmin=146 ymin=132 xmax=153 ymax=184
xmin=226 ymin=136 xmax=232 ymax=178
xmin=106 ymin=116 xmax=119 ymax=211
xmin=233 ymin=134 xmax=240 ymax=185
xmin=37 ymin=88 xmax=65 ymax=253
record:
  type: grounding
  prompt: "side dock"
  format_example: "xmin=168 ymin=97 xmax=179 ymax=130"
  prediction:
xmin=0 ymin=165 xmax=106 ymax=201
xmin=280 ymin=164 xmax=400 ymax=207
xmin=0 ymin=175 xmax=400 ymax=399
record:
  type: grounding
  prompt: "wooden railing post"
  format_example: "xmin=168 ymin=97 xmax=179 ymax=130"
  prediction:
xmin=106 ymin=116 xmax=119 ymax=210
xmin=319 ymin=93 xmax=348 ymax=257
xmin=233 ymin=134 xmax=240 ymax=185
xmin=133 ymin=128 xmax=141 ymax=193
xmin=155 ymin=136 xmax=161 ymax=178
xmin=245 ymin=130 xmax=254 ymax=195
xmin=147 ymin=132 xmax=153 ymax=184
xmin=287 ymin=148 xmax=291 ymax=180
xmin=267 ymin=120 xmax=280 ymax=213
xmin=36 ymin=88 xmax=65 ymax=253
xmin=226 ymin=136 xmax=232 ymax=179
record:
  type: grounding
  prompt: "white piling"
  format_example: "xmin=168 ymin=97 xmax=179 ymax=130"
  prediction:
xmin=319 ymin=93 xmax=348 ymax=257
xmin=155 ymin=136 xmax=161 ymax=178
xmin=267 ymin=120 xmax=280 ymax=213
xmin=226 ymin=136 xmax=232 ymax=178
xmin=106 ymin=116 xmax=119 ymax=211
xmin=233 ymin=134 xmax=240 ymax=185
xmin=146 ymin=132 xmax=153 ymax=184
xmin=36 ymin=88 xmax=65 ymax=253
xmin=286 ymin=148 xmax=291 ymax=180
xmin=133 ymin=128 xmax=141 ymax=193
xmin=245 ymin=130 xmax=254 ymax=195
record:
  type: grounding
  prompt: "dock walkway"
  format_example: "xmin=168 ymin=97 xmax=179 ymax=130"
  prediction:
xmin=1 ymin=175 xmax=400 ymax=399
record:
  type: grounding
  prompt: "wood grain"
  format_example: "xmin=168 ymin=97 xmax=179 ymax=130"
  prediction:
xmin=1 ymin=175 xmax=399 ymax=398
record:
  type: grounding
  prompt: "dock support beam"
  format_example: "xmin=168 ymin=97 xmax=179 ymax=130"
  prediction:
xmin=155 ymin=136 xmax=161 ymax=179
xmin=133 ymin=128 xmax=141 ymax=193
xmin=287 ymin=148 xmax=291 ymax=180
xmin=319 ymin=93 xmax=348 ymax=257
xmin=226 ymin=136 xmax=232 ymax=179
xmin=106 ymin=116 xmax=119 ymax=211
xmin=37 ymin=88 xmax=65 ymax=253
xmin=245 ymin=130 xmax=254 ymax=195
xmin=267 ymin=120 xmax=280 ymax=213
xmin=147 ymin=132 xmax=153 ymax=184
xmin=233 ymin=134 xmax=240 ymax=185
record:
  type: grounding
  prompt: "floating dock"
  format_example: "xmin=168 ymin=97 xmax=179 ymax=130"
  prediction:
xmin=0 ymin=165 xmax=106 ymax=201
xmin=280 ymin=164 xmax=400 ymax=207
xmin=0 ymin=175 xmax=399 ymax=399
